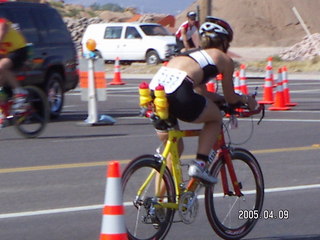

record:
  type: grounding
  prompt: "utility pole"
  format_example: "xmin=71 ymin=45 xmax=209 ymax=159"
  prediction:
xmin=199 ymin=0 xmax=212 ymax=23
xmin=207 ymin=0 xmax=212 ymax=16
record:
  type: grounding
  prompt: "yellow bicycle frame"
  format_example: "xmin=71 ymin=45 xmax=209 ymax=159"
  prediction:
xmin=137 ymin=128 xmax=201 ymax=210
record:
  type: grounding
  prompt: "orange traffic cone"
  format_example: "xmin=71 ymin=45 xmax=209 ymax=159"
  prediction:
xmin=239 ymin=64 xmax=248 ymax=94
xmin=109 ymin=57 xmax=126 ymax=85
xmin=258 ymin=65 xmax=274 ymax=104
xmin=100 ymin=161 xmax=128 ymax=240
xmin=266 ymin=57 xmax=276 ymax=87
xmin=267 ymin=56 xmax=273 ymax=68
xmin=282 ymin=66 xmax=297 ymax=107
xmin=233 ymin=70 xmax=241 ymax=94
xmin=206 ymin=79 xmax=216 ymax=92
xmin=268 ymin=68 xmax=291 ymax=111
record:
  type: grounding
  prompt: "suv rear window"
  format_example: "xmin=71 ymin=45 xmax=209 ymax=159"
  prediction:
xmin=34 ymin=8 xmax=72 ymax=43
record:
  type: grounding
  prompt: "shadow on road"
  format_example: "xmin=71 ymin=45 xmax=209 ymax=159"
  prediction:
xmin=55 ymin=111 xmax=139 ymax=122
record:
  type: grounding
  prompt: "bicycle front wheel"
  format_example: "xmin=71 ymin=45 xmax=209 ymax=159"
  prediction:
xmin=122 ymin=155 xmax=176 ymax=240
xmin=205 ymin=148 xmax=264 ymax=240
xmin=14 ymin=86 xmax=49 ymax=138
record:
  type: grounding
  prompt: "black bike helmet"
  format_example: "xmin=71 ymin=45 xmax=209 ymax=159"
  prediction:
xmin=200 ymin=16 xmax=233 ymax=42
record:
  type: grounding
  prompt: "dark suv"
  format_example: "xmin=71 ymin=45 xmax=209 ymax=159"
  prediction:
xmin=0 ymin=1 xmax=79 ymax=118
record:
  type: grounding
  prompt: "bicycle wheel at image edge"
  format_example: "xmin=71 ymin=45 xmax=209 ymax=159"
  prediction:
xmin=14 ymin=86 xmax=49 ymax=138
xmin=205 ymin=148 xmax=264 ymax=240
xmin=122 ymin=155 xmax=176 ymax=240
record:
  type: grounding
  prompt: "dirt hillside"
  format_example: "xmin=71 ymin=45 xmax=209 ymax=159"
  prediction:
xmin=176 ymin=0 xmax=320 ymax=47
xmin=62 ymin=0 xmax=320 ymax=48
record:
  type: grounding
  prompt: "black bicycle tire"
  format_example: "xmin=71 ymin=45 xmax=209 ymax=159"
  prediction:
xmin=205 ymin=149 xmax=264 ymax=240
xmin=14 ymin=86 xmax=49 ymax=138
xmin=122 ymin=155 xmax=176 ymax=240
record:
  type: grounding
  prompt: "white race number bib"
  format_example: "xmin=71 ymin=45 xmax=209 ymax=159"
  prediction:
xmin=149 ymin=67 xmax=187 ymax=94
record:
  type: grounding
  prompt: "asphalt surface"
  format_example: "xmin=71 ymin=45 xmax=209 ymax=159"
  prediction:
xmin=0 ymin=73 xmax=319 ymax=240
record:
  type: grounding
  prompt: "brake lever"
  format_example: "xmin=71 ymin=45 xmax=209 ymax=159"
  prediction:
xmin=257 ymin=104 xmax=265 ymax=125
xmin=252 ymin=87 xmax=258 ymax=99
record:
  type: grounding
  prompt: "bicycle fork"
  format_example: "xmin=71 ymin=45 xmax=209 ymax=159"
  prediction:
xmin=219 ymin=148 xmax=243 ymax=197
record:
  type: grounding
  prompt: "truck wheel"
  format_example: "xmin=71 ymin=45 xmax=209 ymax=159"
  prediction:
xmin=146 ymin=50 xmax=160 ymax=65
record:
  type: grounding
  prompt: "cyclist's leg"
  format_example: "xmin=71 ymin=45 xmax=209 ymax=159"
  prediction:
xmin=0 ymin=57 xmax=19 ymax=88
xmin=166 ymin=81 xmax=219 ymax=183
xmin=192 ymin=99 xmax=221 ymax=156
xmin=3 ymin=48 xmax=28 ymax=110
xmin=187 ymin=38 xmax=196 ymax=49
xmin=175 ymin=37 xmax=184 ymax=53
xmin=188 ymin=99 xmax=221 ymax=183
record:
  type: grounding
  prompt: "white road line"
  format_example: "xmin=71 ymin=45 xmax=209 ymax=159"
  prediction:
xmin=0 ymin=205 xmax=103 ymax=219
xmin=1 ymin=183 xmax=320 ymax=219
xmin=291 ymin=89 xmax=320 ymax=93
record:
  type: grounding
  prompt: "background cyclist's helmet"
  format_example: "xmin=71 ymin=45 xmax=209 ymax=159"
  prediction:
xmin=200 ymin=16 xmax=233 ymax=42
xmin=187 ymin=11 xmax=197 ymax=20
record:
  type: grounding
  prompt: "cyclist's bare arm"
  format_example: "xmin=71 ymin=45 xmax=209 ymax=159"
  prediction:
xmin=212 ymin=52 xmax=257 ymax=110
xmin=181 ymin=28 xmax=191 ymax=50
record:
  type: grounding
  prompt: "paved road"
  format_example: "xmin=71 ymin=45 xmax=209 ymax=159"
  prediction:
xmin=0 ymin=75 xmax=319 ymax=239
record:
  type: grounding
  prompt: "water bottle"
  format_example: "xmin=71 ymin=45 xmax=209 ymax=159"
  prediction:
xmin=154 ymin=84 xmax=168 ymax=120
xmin=139 ymin=82 xmax=152 ymax=107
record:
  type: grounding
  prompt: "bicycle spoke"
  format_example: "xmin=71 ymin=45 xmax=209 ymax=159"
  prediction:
xmin=134 ymin=206 xmax=142 ymax=237
xmin=221 ymin=196 xmax=240 ymax=226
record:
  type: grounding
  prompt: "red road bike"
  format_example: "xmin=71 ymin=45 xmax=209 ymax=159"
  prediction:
xmin=122 ymin=101 xmax=265 ymax=240
xmin=0 ymin=85 xmax=49 ymax=138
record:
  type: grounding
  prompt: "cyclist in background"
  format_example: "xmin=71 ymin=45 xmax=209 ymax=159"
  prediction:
xmin=175 ymin=11 xmax=200 ymax=52
xmin=0 ymin=17 xmax=28 ymax=110
xmin=150 ymin=16 xmax=257 ymax=184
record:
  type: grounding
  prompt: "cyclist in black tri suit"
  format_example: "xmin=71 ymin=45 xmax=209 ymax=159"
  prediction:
xmin=149 ymin=16 xmax=257 ymax=184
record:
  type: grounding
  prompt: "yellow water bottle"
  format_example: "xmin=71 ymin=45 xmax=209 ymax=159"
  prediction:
xmin=154 ymin=84 xmax=168 ymax=119
xmin=139 ymin=82 xmax=152 ymax=107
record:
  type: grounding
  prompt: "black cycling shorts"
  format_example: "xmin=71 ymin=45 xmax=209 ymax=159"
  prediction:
xmin=167 ymin=79 xmax=206 ymax=122
xmin=7 ymin=47 xmax=28 ymax=70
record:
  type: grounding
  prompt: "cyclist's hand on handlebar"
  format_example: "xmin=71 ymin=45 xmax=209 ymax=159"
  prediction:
xmin=247 ymin=95 xmax=258 ymax=111
xmin=214 ymin=96 xmax=226 ymax=108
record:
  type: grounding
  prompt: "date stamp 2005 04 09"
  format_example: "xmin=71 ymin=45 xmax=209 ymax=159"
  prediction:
xmin=238 ymin=209 xmax=289 ymax=220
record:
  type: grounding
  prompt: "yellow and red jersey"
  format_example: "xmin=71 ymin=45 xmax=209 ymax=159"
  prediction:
xmin=0 ymin=18 xmax=26 ymax=54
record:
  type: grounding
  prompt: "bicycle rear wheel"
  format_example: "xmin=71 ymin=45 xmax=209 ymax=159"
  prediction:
xmin=14 ymin=86 xmax=49 ymax=138
xmin=205 ymin=148 xmax=264 ymax=240
xmin=122 ymin=155 xmax=176 ymax=240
